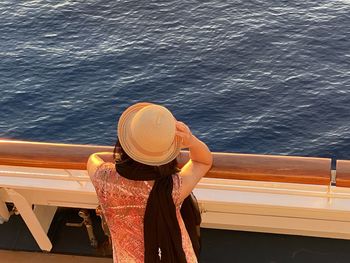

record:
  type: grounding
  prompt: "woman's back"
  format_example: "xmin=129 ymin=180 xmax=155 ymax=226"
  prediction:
xmin=90 ymin=162 xmax=198 ymax=263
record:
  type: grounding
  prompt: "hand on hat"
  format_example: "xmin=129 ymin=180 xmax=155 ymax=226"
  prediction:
xmin=176 ymin=121 xmax=194 ymax=149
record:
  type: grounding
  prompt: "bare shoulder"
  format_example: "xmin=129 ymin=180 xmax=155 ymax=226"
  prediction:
xmin=87 ymin=153 xmax=105 ymax=178
xmin=87 ymin=152 xmax=116 ymax=178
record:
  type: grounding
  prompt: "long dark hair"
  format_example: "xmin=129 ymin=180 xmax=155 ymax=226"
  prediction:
xmin=113 ymin=140 xmax=179 ymax=177
xmin=113 ymin=139 xmax=187 ymax=262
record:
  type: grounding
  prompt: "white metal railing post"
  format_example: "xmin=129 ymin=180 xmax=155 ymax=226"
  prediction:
xmin=5 ymin=188 xmax=53 ymax=251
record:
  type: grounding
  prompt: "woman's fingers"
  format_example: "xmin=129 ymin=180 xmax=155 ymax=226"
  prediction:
xmin=176 ymin=121 xmax=185 ymax=130
xmin=176 ymin=122 xmax=190 ymax=136
xmin=175 ymin=130 xmax=187 ymax=137
xmin=175 ymin=121 xmax=193 ymax=148
xmin=176 ymin=121 xmax=190 ymax=132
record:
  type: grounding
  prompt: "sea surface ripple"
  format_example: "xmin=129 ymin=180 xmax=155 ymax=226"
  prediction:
xmin=0 ymin=0 xmax=349 ymax=159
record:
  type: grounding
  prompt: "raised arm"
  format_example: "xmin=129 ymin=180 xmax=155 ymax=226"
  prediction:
xmin=176 ymin=121 xmax=213 ymax=202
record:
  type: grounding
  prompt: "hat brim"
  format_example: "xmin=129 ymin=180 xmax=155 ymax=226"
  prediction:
xmin=118 ymin=102 xmax=181 ymax=166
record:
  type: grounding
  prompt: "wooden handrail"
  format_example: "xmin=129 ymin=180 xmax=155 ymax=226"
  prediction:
xmin=0 ymin=139 xmax=331 ymax=185
xmin=0 ymin=139 xmax=112 ymax=170
xmin=336 ymin=160 xmax=350 ymax=187
xmin=178 ymin=152 xmax=330 ymax=185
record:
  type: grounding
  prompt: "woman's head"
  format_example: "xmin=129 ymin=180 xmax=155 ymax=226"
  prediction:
xmin=117 ymin=102 xmax=181 ymax=166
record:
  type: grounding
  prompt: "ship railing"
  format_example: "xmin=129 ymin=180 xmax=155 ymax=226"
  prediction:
xmin=1 ymin=139 xmax=350 ymax=252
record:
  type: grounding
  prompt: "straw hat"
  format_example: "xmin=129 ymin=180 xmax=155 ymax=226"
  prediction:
xmin=118 ymin=102 xmax=181 ymax=166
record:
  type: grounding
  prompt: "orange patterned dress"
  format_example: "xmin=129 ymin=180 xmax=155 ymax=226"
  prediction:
xmin=89 ymin=162 xmax=198 ymax=263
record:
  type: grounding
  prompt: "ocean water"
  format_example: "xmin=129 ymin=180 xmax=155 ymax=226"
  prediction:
xmin=0 ymin=0 xmax=349 ymax=159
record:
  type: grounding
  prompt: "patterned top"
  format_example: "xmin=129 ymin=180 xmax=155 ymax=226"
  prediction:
xmin=90 ymin=162 xmax=198 ymax=263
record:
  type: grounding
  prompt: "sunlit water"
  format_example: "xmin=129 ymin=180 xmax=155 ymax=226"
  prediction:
xmin=1 ymin=0 xmax=349 ymax=159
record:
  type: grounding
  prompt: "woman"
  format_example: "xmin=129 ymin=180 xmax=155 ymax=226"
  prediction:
xmin=87 ymin=102 xmax=212 ymax=263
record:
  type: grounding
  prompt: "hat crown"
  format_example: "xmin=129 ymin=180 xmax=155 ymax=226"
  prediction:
xmin=118 ymin=102 xmax=181 ymax=166
xmin=130 ymin=105 xmax=175 ymax=153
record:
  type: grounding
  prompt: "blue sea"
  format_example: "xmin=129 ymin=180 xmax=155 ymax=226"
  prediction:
xmin=1 ymin=0 xmax=349 ymax=159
